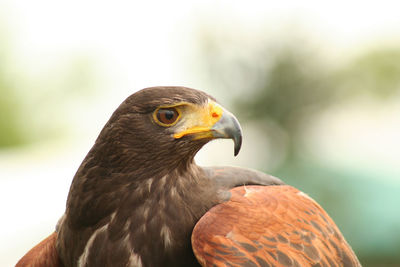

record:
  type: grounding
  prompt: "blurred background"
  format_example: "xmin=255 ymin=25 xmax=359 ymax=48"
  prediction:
xmin=1 ymin=1 xmax=399 ymax=266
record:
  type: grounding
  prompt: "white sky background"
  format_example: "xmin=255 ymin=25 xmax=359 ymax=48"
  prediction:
xmin=1 ymin=0 xmax=400 ymax=265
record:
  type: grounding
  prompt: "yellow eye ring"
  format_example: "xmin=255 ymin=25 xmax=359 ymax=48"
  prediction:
xmin=153 ymin=106 xmax=181 ymax=127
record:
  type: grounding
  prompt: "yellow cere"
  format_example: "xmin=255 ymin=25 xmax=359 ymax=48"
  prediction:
xmin=173 ymin=101 xmax=224 ymax=139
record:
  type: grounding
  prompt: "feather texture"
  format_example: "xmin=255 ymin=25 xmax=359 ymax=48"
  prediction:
xmin=192 ymin=185 xmax=361 ymax=267
xmin=16 ymin=87 xmax=360 ymax=266
xmin=16 ymin=232 xmax=62 ymax=267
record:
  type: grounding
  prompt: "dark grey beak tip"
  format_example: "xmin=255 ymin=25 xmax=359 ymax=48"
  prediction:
xmin=211 ymin=108 xmax=243 ymax=157
xmin=234 ymin=133 xmax=242 ymax=156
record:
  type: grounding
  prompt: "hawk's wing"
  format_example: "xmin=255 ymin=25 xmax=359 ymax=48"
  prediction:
xmin=16 ymin=232 xmax=62 ymax=267
xmin=192 ymin=185 xmax=361 ymax=267
xmin=202 ymin=166 xmax=284 ymax=189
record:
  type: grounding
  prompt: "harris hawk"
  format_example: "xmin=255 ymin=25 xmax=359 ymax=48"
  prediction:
xmin=17 ymin=86 xmax=361 ymax=267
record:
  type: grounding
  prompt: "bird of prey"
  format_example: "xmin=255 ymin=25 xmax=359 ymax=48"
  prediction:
xmin=17 ymin=86 xmax=361 ymax=267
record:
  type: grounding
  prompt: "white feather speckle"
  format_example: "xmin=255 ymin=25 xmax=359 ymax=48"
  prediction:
xmin=160 ymin=225 xmax=172 ymax=248
xmin=297 ymin=191 xmax=314 ymax=201
xmin=145 ymin=178 xmax=153 ymax=193
xmin=170 ymin=186 xmax=178 ymax=198
xmin=243 ymin=185 xmax=260 ymax=198
xmin=127 ymin=242 xmax=143 ymax=267
xmin=78 ymin=223 xmax=109 ymax=267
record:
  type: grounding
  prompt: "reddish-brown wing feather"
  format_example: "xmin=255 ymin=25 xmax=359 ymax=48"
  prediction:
xmin=192 ymin=185 xmax=361 ymax=267
xmin=16 ymin=232 xmax=62 ymax=267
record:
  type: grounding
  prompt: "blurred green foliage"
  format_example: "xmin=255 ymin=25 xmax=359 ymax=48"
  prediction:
xmin=338 ymin=49 xmax=400 ymax=99
xmin=0 ymin=26 xmax=26 ymax=148
xmin=198 ymin=34 xmax=400 ymax=158
xmin=197 ymin=30 xmax=400 ymax=266
xmin=0 ymin=73 xmax=26 ymax=148
xmin=0 ymin=28 xmax=98 ymax=149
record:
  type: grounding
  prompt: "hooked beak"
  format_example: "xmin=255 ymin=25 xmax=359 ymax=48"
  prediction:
xmin=173 ymin=100 xmax=242 ymax=156
xmin=209 ymin=108 xmax=242 ymax=156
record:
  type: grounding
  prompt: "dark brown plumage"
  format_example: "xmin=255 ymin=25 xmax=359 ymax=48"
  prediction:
xmin=17 ymin=86 xmax=361 ymax=267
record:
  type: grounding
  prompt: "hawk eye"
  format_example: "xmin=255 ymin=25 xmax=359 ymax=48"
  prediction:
xmin=155 ymin=107 xmax=180 ymax=126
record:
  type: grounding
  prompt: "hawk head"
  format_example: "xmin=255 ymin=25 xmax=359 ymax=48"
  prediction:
xmin=94 ymin=86 xmax=242 ymax=170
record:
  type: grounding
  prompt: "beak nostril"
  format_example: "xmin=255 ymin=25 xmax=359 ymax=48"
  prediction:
xmin=212 ymin=112 xmax=219 ymax=118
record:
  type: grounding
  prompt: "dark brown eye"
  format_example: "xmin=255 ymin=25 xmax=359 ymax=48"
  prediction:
xmin=155 ymin=108 xmax=180 ymax=126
